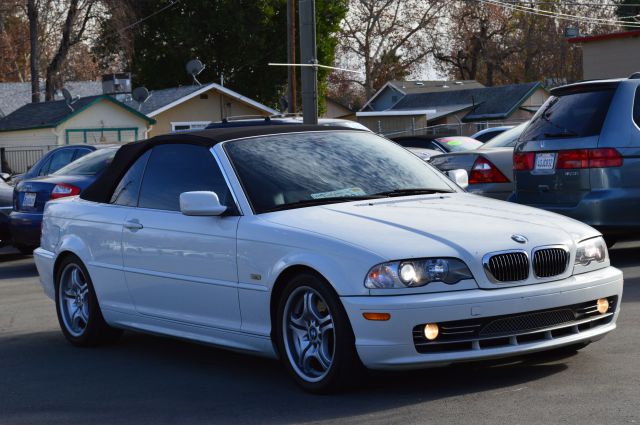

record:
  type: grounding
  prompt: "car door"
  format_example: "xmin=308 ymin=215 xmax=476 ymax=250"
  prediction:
xmin=121 ymin=143 xmax=241 ymax=330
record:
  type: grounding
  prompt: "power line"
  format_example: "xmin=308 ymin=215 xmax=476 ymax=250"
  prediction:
xmin=499 ymin=1 xmax=640 ymax=6
xmin=117 ymin=0 xmax=180 ymax=34
xmin=478 ymin=0 xmax=640 ymax=27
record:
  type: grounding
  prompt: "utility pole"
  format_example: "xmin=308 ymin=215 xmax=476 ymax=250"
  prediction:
xmin=286 ymin=0 xmax=297 ymax=114
xmin=298 ymin=0 xmax=318 ymax=124
xmin=27 ymin=0 xmax=40 ymax=103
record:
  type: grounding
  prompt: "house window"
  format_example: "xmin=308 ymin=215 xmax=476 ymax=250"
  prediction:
xmin=171 ymin=121 xmax=211 ymax=132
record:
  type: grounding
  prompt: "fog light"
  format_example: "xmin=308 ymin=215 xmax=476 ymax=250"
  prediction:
xmin=424 ymin=323 xmax=439 ymax=340
xmin=596 ymin=298 xmax=609 ymax=314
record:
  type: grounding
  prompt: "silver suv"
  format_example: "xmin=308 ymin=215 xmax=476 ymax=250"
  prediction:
xmin=510 ymin=74 xmax=640 ymax=246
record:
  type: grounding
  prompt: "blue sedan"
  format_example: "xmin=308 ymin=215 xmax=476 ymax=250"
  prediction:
xmin=9 ymin=144 xmax=97 ymax=185
xmin=10 ymin=147 xmax=118 ymax=253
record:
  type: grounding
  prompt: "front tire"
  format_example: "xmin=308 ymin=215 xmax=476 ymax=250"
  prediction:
xmin=55 ymin=255 xmax=122 ymax=346
xmin=275 ymin=272 xmax=364 ymax=394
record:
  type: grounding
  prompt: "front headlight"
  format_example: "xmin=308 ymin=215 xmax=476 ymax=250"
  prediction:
xmin=365 ymin=258 xmax=473 ymax=289
xmin=573 ymin=236 xmax=609 ymax=275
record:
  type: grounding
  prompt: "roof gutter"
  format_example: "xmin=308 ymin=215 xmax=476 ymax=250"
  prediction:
xmin=356 ymin=109 xmax=435 ymax=117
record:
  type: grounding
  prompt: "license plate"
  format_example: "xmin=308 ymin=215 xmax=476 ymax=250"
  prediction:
xmin=22 ymin=192 xmax=36 ymax=208
xmin=535 ymin=153 xmax=556 ymax=170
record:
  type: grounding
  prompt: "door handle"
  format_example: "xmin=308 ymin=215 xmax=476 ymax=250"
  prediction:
xmin=124 ymin=220 xmax=143 ymax=231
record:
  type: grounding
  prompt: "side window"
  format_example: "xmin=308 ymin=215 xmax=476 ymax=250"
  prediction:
xmin=36 ymin=157 xmax=52 ymax=176
xmin=47 ymin=149 xmax=76 ymax=174
xmin=634 ymin=87 xmax=640 ymax=128
xmin=138 ymin=144 xmax=232 ymax=212
xmin=110 ymin=150 xmax=151 ymax=206
xmin=72 ymin=148 xmax=92 ymax=161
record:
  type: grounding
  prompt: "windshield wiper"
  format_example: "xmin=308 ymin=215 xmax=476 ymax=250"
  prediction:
xmin=544 ymin=131 xmax=578 ymax=138
xmin=262 ymin=195 xmax=384 ymax=213
xmin=372 ymin=188 xmax=454 ymax=197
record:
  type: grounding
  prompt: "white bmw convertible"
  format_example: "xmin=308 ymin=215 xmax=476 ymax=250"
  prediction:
xmin=34 ymin=126 xmax=623 ymax=393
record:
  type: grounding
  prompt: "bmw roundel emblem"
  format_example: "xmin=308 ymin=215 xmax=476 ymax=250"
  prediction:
xmin=511 ymin=234 xmax=528 ymax=244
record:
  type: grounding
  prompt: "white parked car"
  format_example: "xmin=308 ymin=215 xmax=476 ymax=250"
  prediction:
xmin=34 ymin=126 xmax=623 ymax=393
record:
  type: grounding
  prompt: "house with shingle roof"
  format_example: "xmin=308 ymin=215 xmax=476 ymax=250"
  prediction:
xmin=0 ymin=81 xmax=103 ymax=118
xmin=124 ymin=82 xmax=279 ymax=137
xmin=357 ymin=82 xmax=547 ymax=136
xmin=0 ymin=94 xmax=155 ymax=148
xmin=361 ymin=80 xmax=486 ymax=112
xmin=0 ymin=76 xmax=279 ymax=139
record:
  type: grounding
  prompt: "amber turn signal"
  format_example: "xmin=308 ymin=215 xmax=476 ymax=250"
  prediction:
xmin=596 ymin=298 xmax=609 ymax=314
xmin=362 ymin=312 xmax=391 ymax=321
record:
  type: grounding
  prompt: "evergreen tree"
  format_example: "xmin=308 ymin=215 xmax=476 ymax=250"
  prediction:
xmin=98 ymin=0 xmax=347 ymax=109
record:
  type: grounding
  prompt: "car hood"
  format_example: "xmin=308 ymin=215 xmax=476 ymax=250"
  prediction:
xmin=261 ymin=193 xmax=599 ymax=288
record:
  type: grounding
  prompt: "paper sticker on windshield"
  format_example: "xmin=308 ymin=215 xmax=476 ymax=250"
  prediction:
xmin=446 ymin=140 xmax=462 ymax=145
xmin=310 ymin=187 xmax=367 ymax=199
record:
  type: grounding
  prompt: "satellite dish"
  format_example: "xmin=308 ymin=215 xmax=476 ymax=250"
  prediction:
xmin=132 ymin=87 xmax=150 ymax=107
xmin=62 ymin=88 xmax=73 ymax=103
xmin=186 ymin=59 xmax=205 ymax=86
xmin=61 ymin=88 xmax=79 ymax=111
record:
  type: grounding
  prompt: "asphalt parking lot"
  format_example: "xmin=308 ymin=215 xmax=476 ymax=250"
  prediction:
xmin=0 ymin=245 xmax=638 ymax=425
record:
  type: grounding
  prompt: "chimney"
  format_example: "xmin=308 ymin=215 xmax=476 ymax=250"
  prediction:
xmin=102 ymin=73 xmax=132 ymax=102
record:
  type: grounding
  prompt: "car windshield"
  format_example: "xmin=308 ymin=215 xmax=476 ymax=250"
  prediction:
xmin=224 ymin=131 xmax=457 ymax=213
xmin=479 ymin=122 xmax=529 ymax=149
xmin=53 ymin=147 xmax=118 ymax=176
xmin=436 ymin=137 xmax=482 ymax=152
xmin=520 ymin=87 xmax=616 ymax=141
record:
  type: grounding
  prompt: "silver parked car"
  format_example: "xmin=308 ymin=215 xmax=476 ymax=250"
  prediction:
xmin=471 ymin=125 xmax=514 ymax=143
xmin=510 ymin=74 xmax=640 ymax=246
xmin=430 ymin=122 xmax=529 ymax=200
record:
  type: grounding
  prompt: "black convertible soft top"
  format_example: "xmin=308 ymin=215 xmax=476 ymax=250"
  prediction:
xmin=81 ymin=125 xmax=364 ymax=203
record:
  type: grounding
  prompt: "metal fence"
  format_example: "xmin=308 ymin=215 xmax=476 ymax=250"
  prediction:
xmin=0 ymin=145 xmax=58 ymax=174
xmin=380 ymin=120 xmax=527 ymax=139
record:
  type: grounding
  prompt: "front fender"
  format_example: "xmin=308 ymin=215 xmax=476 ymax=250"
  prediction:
xmin=269 ymin=251 xmax=370 ymax=297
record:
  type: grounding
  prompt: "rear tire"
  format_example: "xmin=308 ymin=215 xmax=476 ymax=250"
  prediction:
xmin=275 ymin=272 xmax=365 ymax=394
xmin=55 ymin=255 xmax=122 ymax=346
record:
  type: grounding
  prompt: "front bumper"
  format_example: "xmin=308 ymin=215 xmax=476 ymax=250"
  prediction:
xmin=9 ymin=211 xmax=42 ymax=247
xmin=342 ymin=266 xmax=623 ymax=370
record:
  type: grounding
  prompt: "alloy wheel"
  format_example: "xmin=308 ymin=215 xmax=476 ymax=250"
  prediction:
xmin=58 ymin=263 xmax=90 ymax=337
xmin=282 ymin=286 xmax=335 ymax=383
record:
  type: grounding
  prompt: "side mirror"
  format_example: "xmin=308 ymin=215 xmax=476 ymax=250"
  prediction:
xmin=179 ymin=191 xmax=227 ymax=216
xmin=447 ymin=169 xmax=469 ymax=189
